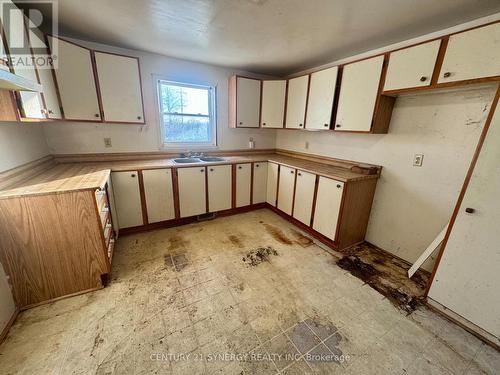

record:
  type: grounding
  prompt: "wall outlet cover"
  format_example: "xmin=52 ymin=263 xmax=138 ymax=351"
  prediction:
xmin=104 ymin=138 xmax=112 ymax=147
xmin=413 ymin=153 xmax=424 ymax=166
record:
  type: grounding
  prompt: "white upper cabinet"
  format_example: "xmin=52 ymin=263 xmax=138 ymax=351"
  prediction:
xmin=277 ymin=165 xmax=295 ymax=216
xmin=207 ymin=165 xmax=232 ymax=212
xmin=312 ymin=177 xmax=344 ymax=240
xmin=111 ymin=171 xmax=144 ymax=229
xmin=292 ymin=170 xmax=316 ymax=226
xmin=438 ymin=23 xmax=500 ymax=84
xmin=235 ymin=163 xmax=251 ymax=207
xmin=384 ymin=40 xmax=441 ymax=91
xmin=305 ymin=67 xmax=338 ymax=130
xmin=36 ymin=64 xmax=62 ymax=119
xmin=335 ymin=55 xmax=384 ymax=132
xmin=252 ymin=162 xmax=268 ymax=204
xmin=285 ymin=75 xmax=308 ymax=129
xmin=261 ymin=80 xmax=286 ymax=128
xmin=177 ymin=167 xmax=206 ymax=217
xmin=94 ymin=52 xmax=144 ymax=123
xmin=142 ymin=169 xmax=175 ymax=224
xmin=236 ymin=77 xmax=261 ymax=128
xmin=48 ymin=36 xmax=101 ymax=121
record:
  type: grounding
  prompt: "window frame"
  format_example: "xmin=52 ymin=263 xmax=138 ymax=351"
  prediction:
xmin=157 ymin=79 xmax=217 ymax=149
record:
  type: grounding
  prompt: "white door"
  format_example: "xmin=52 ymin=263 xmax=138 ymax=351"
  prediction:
xmin=285 ymin=75 xmax=308 ymax=129
xmin=48 ymin=36 xmax=101 ymax=121
xmin=236 ymin=77 xmax=260 ymax=128
xmin=142 ymin=169 xmax=175 ymax=223
xmin=384 ymin=40 xmax=441 ymax=91
xmin=293 ymin=170 xmax=316 ymax=225
xmin=36 ymin=61 xmax=62 ymax=119
xmin=428 ymin=104 xmax=500 ymax=337
xmin=261 ymin=80 xmax=286 ymax=128
xmin=111 ymin=171 xmax=144 ymax=229
xmin=312 ymin=177 xmax=344 ymax=240
xmin=335 ymin=55 xmax=384 ymax=132
xmin=266 ymin=162 xmax=279 ymax=206
xmin=438 ymin=23 xmax=500 ymax=83
xmin=252 ymin=162 xmax=268 ymax=204
xmin=277 ymin=165 xmax=295 ymax=216
xmin=177 ymin=167 xmax=206 ymax=217
xmin=235 ymin=163 xmax=251 ymax=207
xmin=305 ymin=67 xmax=338 ymax=130
xmin=207 ymin=165 xmax=232 ymax=212
xmin=94 ymin=52 xmax=144 ymax=123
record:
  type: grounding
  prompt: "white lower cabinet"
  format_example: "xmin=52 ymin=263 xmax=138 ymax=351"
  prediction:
xmin=292 ymin=170 xmax=316 ymax=225
xmin=252 ymin=162 xmax=268 ymax=204
xmin=177 ymin=167 xmax=207 ymax=217
xmin=111 ymin=171 xmax=144 ymax=229
xmin=277 ymin=165 xmax=296 ymax=215
xmin=207 ymin=165 xmax=232 ymax=212
xmin=235 ymin=164 xmax=251 ymax=207
xmin=266 ymin=163 xmax=279 ymax=206
xmin=142 ymin=169 xmax=175 ymax=223
xmin=312 ymin=177 xmax=344 ymax=240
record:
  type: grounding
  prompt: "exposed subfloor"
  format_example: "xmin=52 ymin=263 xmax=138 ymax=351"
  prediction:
xmin=0 ymin=209 xmax=498 ymax=374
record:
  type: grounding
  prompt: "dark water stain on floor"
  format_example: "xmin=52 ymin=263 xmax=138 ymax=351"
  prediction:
xmin=263 ymin=224 xmax=293 ymax=245
xmin=290 ymin=229 xmax=314 ymax=247
xmin=163 ymin=253 xmax=189 ymax=271
xmin=242 ymin=246 xmax=279 ymax=266
xmin=167 ymin=234 xmax=189 ymax=252
xmin=228 ymin=234 xmax=244 ymax=248
xmin=336 ymin=242 xmax=429 ymax=313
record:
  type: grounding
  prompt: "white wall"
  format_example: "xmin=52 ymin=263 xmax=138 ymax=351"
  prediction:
xmin=277 ymin=86 xmax=496 ymax=270
xmin=42 ymin=39 xmax=277 ymax=154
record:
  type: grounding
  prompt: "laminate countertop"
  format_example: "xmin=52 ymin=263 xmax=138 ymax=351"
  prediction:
xmin=0 ymin=153 xmax=381 ymax=199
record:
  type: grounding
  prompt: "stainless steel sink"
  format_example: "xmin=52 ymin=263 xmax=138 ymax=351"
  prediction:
xmin=198 ymin=156 xmax=225 ymax=162
xmin=173 ymin=158 xmax=201 ymax=164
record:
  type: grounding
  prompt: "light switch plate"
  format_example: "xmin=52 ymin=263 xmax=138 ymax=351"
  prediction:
xmin=413 ymin=153 xmax=424 ymax=167
xmin=104 ymin=138 xmax=112 ymax=148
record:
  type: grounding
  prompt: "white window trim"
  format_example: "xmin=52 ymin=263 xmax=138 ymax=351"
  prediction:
xmin=156 ymin=78 xmax=218 ymax=150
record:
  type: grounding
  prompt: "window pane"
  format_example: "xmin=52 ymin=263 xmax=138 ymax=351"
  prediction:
xmin=164 ymin=114 xmax=211 ymax=143
xmin=160 ymin=83 xmax=209 ymax=116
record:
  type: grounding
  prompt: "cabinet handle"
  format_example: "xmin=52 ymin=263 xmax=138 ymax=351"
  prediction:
xmin=465 ymin=208 xmax=475 ymax=214
xmin=137 ymin=116 xmax=142 ymax=120
xmin=239 ymin=121 xmax=243 ymax=125
xmin=238 ymin=166 xmax=242 ymax=169
xmin=443 ymin=72 xmax=451 ymax=78
xmin=262 ymin=123 xmax=266 ymax=126
xmin=324 ymin=124 xmax=329 ymax=127
xmin=335 ymin=124 xmax=341 ymax=128
xmin=255 ymin=164 xmax=259 ymax=167
xmin=48 ymin=109 xmax=53 ymax=114
xmin=200 ymin=169 xmax=205 ymax=172
xmin=420 ymin=76 xmax=427 ymax=82
xmin=299 ymin=124 xmax=303 ymax=127
xmin=131 ymin=174 xmax=136 ymax=178
xmin=290 ymin=170 xmax=294 ymax=174
xmin=298 ymin=172 xmax=302 ymax=176
xmin=95 ymin=114 xmax=100 ymax=118
xmin=336 ymin=184 xmax=341 ymax=188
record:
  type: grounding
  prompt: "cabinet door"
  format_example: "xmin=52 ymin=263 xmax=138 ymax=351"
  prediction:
xmin=236 ymin=163 xmax=251 ymax=207
xmin=293 ymin=170 xmax=316 ymax=225
xmin=177 ymin=167 xmax=206 ymax=217
xmin=261 ymin=80 xmax=286 ymax=128
xmin=252 ymin=162 xmax=268 ymax=204
xmin=236 ymin=77 xmax=260 ymax=128
xmin=277 ymin=165 xmax=295 ymax=215
xmin=312 ymin=177 xmax=344 ymax=240
xmin=335 ymin=56 xmax=384 ymax=132
xmin=285 ymin=75 xmax=308 ymax=129
xmin=94 ymin=52 xmax=144 ymax=123
xmin=36 ymin=63 xmax=62 ymax=119
xmin=48 ymin=36 xmax=101 ymax=121
xmin=142 ymin=169 xmax=175 ymax=223
xmin=438 ymin=23 xmax=500 ymax=84
xmin=111 ymin=171 xmax=144 ymax=229
xmin=266 ymin=162 xmax=279 ymax=206
xmin=207 ymin=165 xmax=232 ymax=212
xmin=305 ymin=67 xmax=338 ymax=130
xmin=384 ymin=40 xmax=440 ymax=91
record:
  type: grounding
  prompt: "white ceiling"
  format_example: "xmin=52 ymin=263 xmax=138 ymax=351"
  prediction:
xmin=26 ymin=0 xmax=500 ymax=75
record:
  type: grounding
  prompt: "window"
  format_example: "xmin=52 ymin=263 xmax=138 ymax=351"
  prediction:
xmin=158 ymin=80 xmax=216 ymax=148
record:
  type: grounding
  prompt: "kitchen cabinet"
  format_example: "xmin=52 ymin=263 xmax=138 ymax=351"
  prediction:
xmin=48 ymin=36 xmax=101 ymax=121
xmin=438 ymin=22 xmax=500 ymax=83
xmin=266 ymin=162 xmax=279 ymax=205
xmin=261 ymin=80 xmax=286 ymax=128
xmin=305 ymin=67 xmax=338 ymax=130
xmin=94 ymin=51 xmax=145 ymax=123
xmin=36 ymin=58 xmax=63 ymax=119
xmin=384 ymin=40 xmax=441 ymax=91
xmin=111 ymin=171 xmax=144 ymax=228
xmin=285 ymin=75 xmax=309 ymax=129
xmin=277 ymin=165 xmax=296 ymax=215
xmin=177 ymin=167 xmax=207 ymax=217
xmin=292 ymin=170 xmax=316 ymax=225
xmin=235 ymin=163 xmax=251 ymax=207
xmin=312 ymin=177 xmax=344 ymax=240
xmin=142 ymin=169 xmax=175 ymax=223
xmin=229 ymin=76 xmax=261 ymax=128
xmin=207 ymin=165 xmax=232 ymax=212
xmin=335 ymin=55 xmax=384 ymax=132
xmin=252 ymin=162 xmax=268 ymax=204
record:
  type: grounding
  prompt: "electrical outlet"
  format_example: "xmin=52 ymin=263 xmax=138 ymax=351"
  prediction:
xmin=305 ymin=141 xmax=309 ymax=150
xmin=104 ymin=138 xmax=112 ymax=148
xmin=413 ymin=153 xmax=424 ymax=167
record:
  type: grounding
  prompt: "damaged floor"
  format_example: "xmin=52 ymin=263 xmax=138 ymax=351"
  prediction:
xmin=0 ymin=209 xmax=498 ymax=374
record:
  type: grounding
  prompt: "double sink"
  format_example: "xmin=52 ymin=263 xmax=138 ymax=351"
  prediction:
xmin=173 ymin=156 xmax=226 ymax=164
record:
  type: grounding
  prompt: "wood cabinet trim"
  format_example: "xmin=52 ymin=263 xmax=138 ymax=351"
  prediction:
xmin=171 ymin=168 xmax=181 ymax=219
xmin=137 ymin=170 xmax=149 ymax=225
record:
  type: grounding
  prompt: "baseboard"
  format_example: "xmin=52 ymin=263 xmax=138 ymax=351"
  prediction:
xmin=0 ymin=307 xmax=19 ymax=345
